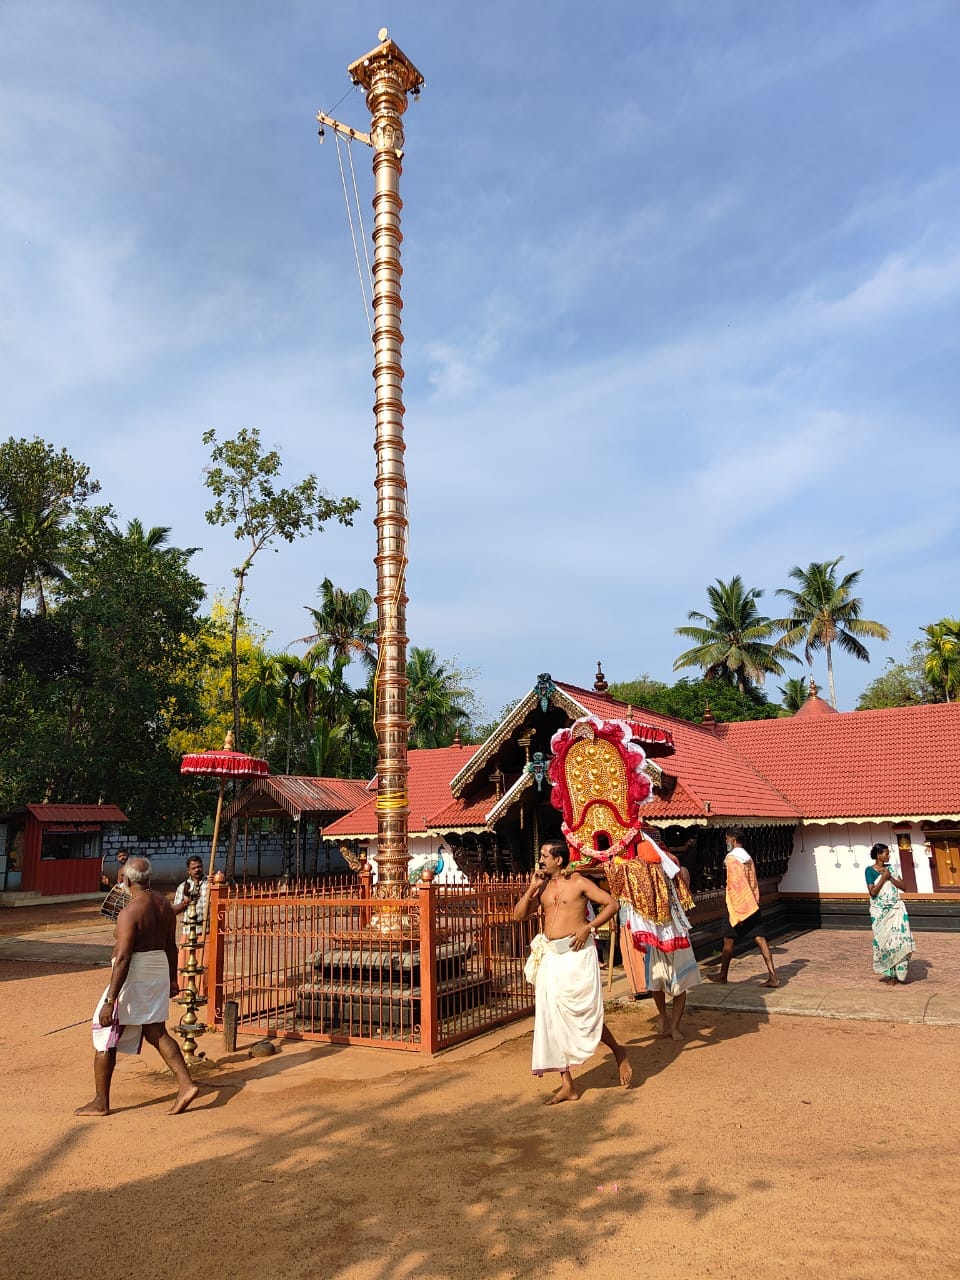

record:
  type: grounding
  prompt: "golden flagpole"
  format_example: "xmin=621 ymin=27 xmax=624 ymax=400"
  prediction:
xmin=319 ymin=32 xmax=424 ymax=921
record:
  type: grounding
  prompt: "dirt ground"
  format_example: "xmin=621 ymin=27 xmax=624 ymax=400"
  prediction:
xmin=2 ymin=955 xmax=958 ymax=1280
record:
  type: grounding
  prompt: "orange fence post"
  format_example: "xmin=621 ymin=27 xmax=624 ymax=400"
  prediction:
xmin=418 ymin=879 xmax=438 ymax=1055
xmin=207 ymin=879 xmax=224 ymax=1027
xmin=359 ymin=866 xmax=374 ymax=929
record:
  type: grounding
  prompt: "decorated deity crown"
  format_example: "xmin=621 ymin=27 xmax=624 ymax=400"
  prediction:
xmin=547 ymin=716 xmax=673 ymax=865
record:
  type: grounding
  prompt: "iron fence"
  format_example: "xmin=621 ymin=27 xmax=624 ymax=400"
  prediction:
xmin=206 ymin=875 xmax=538 ymax=1053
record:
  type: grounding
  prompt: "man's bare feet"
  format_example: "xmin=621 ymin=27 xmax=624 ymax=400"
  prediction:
xmin=655 ymin=1016 xmax=668 ymax=1037
xmin=613 ymin=1046 xmax=633 ymax=1087
xmin=74 ymin=1099 xmax=110 ymax=1117
xmin=761 ymin=978 xmax=780 ymax=988
xmin=168 ymin=1084 xmax=200 ymax=1115
xmin=706 ymin=974 xmax=728 ymax=984
xmin=669 ymin=1027 xmax=685 ymax=1042
xmin=547 ymin=1082 xmax=579 ymax=1105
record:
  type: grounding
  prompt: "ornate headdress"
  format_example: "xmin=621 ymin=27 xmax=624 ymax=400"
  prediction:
xmin=547 ymin=716 xmax=672 ymax=865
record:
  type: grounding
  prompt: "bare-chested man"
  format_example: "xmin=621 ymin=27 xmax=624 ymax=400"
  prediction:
xmin=76 ymin=856 xmax=198 ymax=1117
xmin=514 ymin=838 xmax=632 ymax=1104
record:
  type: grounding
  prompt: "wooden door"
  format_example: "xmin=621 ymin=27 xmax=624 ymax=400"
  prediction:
xmin=930 ymin=836 xmax=960 ymax=891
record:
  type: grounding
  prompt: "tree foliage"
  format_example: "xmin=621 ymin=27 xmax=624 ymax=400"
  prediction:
xmin=202 ymin=427 xmax=360 ymax=752
xmin=773 ymin=557 xmax=889 ymax=709
xmin=0 ymin=436 xmax=100 ymax=629
xmin=673 ymin=575 xmax=797 ymax=694
xmin=608 ymin=676 xmax=779 ymax=724
xmin=0 ymin=507 xmax=206 ymax=830
xmin=919 ymin=617 xmax=960 ymax=703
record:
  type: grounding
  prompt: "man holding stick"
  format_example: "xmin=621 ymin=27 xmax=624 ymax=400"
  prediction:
xmin=76 ymin=856 xmax=198 ymax=1117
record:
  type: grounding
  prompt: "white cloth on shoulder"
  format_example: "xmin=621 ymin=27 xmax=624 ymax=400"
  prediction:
xmin=92 ymin=949 xmax=172 ymax=1055
xmin=531 ymin=933 xmax=603 ymax=1076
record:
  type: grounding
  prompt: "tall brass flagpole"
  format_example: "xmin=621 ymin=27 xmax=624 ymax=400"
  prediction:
xmin=319 ymin=32 xmax=424 ymax=917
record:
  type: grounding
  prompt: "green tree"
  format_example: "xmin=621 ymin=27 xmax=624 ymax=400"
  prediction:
xmin=406 ymin=647 xmax=477 ymax=748
xmin=856 ymin=648 xmax=931 ymax=710
xmin=202 ymin=427 xmax=360 ymax=752
xmin=778 ymin=677 xmax=810 ymax=715
xmin=240 ymin=649 xmax=282 ymax=758
xmin=300 ymin=579 xmax=377 ymax=671
xmin=0 ymin=437 xmax=100 ymax=631
xmin=674 ymin=575 xmax=796 ymax=694
xmin=606 ymin=675 xmax=669 ymax=711
xmin=0 ymin=509 xmax=206 ymax=830
xmin=646 ymin=677 xmax=778 ymax=724
xmin=920 ymin=618 xmax=960 ymax=702
xmin=773 ymin=558 xmax=890 ymax=709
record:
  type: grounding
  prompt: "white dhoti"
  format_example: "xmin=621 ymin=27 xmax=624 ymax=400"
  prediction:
xmin=530 ymin=934 xmax=603 ymax=1076
xmin=92 ymin=950 xmax=172 ymax=1055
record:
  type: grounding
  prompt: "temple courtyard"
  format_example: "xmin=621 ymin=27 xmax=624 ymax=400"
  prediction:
xmin=1 ymin=917 xmax=957 ymax=1280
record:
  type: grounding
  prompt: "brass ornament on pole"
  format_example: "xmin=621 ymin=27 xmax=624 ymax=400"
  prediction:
xmin=318 ymin=32 xmax=424 ymax=930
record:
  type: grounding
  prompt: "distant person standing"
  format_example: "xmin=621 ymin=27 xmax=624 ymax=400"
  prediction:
xmin=173 ymin=856 xmax=209 ymax=999
xmin=709 ymin=828 xmax=779 ymax=989
xmin=101 ymin=847 xmax=129 ymax=890
xmin=865 ymin=843 xmax=914 ymax=985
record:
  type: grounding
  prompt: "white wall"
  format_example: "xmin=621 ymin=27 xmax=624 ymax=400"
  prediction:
xmin=779 ymin=822 xmax=934 ymax=894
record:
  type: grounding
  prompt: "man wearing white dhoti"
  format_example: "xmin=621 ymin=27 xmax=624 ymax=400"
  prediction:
xmin=76 ymin=856 xmax=198 ymax=1117
xmin=515 ymin=839 xmax=632 ymax=1104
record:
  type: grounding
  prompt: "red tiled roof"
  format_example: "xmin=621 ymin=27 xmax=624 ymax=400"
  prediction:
xmin=792 ymin=693 xmax=838 ymax=719
xmin=24 ymin=803 xmax=128 ymax=824
xmin=555 ymin=684 xmax=798 ymax=821
xmin=325 ymin=744 xmax=479 ymax=838
xmin=719 ymin=701 xmax=960 ymax=819
xmin=224 ymin=776 xmax=369 ymax=823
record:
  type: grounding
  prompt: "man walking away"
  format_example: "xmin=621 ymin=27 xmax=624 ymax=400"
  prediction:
xmin=709 ymin=829 xmax=779 ymax=989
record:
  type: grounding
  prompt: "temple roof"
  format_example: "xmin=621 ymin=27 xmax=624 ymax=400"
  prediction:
xmin=223 ymin=775 xmax=369 ymax=823
xmin=325 ymin=744 xmax=478 ymax=840
xmin=719 ymin=701 xmax=960 ymax=820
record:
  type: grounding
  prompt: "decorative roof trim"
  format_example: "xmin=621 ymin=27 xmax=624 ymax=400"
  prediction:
xmin=449 ymin=684 xmax=590 ymax=797
xmin=801 ymin=814 xmax=960 ymax=826
xmin=484 ymin=772 xmax=533 ymax=824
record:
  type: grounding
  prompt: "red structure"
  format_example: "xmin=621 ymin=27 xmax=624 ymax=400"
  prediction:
xmin=0 ymin=803 xmax=128 ymax=895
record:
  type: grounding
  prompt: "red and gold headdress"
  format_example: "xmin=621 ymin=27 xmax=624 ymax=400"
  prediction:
xmin=547 ymin=716 xmax=673 ymax=866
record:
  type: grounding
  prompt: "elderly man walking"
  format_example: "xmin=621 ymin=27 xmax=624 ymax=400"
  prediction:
xmin=76 ymin=856 xmax=198 ymax=1117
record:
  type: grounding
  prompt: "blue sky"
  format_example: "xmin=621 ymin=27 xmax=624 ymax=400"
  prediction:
xmin=3 ymin=1 xmax=958 ymax=720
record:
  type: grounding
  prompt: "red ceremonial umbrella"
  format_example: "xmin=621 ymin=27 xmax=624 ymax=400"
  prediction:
xmin=180 ymin=731 xmax=270 ymax=879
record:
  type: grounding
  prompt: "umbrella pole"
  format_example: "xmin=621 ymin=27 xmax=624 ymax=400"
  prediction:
xmin=208 ymin=777 xmax=226 ymax=882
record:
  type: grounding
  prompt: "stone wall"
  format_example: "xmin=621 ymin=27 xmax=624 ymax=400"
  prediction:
xmin=101 ymin=828 xmax=352 ymax=886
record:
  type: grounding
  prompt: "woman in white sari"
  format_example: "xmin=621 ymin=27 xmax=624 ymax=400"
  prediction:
xmin=865 ymin=843 xmax=914 ymax=984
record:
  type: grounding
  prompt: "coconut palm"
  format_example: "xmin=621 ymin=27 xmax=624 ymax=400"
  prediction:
xmin=920 ymin=618 xmax=960 ymax=702
xmin=240 ymin=650 xmax=282 ymax=757
xmin=778 ymin=676 xmax=810 ymax=715
xmin=773 ymin=558 xmax=890 ymax=709
xmin=406 ymin=647 xmax=474 ymax=748
xmin=673 ymin=575 xmax=796 ymax=695
xmin=300 ymin=579 xmax=377 ymax=671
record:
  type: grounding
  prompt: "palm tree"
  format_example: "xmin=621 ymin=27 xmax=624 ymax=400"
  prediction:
xmin=275 ymin=653 xmax=310 ymax=773
xmin=300 ymin=579 xmax=377 ymax=671
xmin=240 ymin=650 xmax=282 ymax=757
xmin=673 ymin=575 xmax=796 ymax=695
xmin=920 ymin=618 xmax=960 ymax=702
xmin=773 ymin=558 xmax=890 ymax=709
xmin=778 ymin=676 xmax=810 ymax=715
xmin=3 ymin=504 xmax=70 ymax=616
xmin=406 ymin=647 xmax=474 ymax=748
xmin=116 ymin=518 xmax=172 ymax=551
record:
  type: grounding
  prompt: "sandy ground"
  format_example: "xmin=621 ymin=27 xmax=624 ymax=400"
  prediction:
xmin=2 ymin=955 xmax=958 ymax=1280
